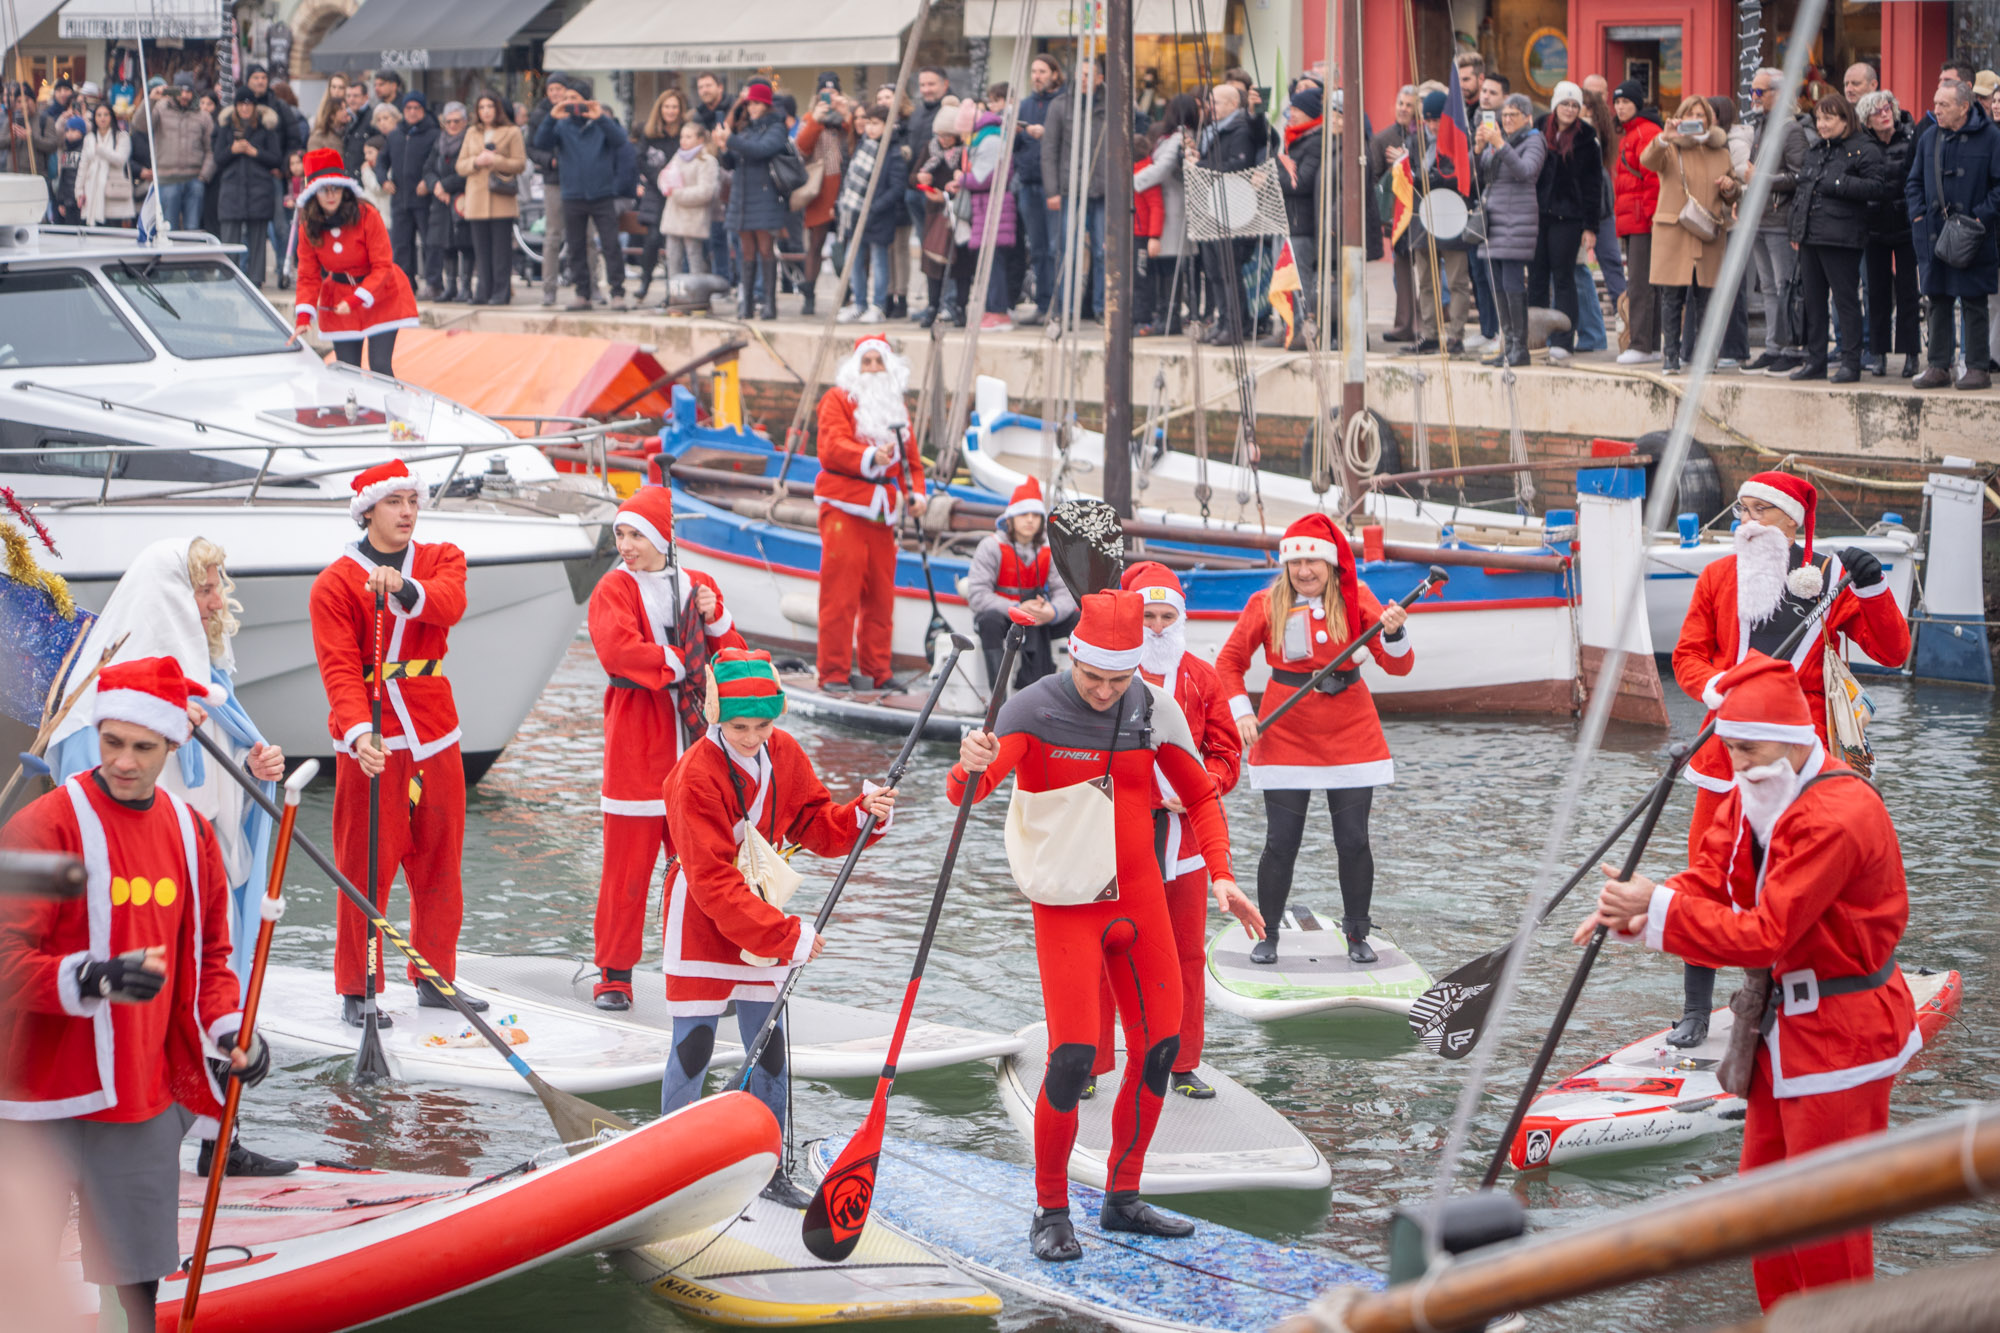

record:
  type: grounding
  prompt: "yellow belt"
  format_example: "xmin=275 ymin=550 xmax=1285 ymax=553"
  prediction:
xmin=364 ymin=659 xmax=445 ymax=682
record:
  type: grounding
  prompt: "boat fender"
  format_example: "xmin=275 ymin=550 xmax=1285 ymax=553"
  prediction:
xmin=780 ymin=593 xmax=819 ymax=628
xmin=1140 ymin=1036 xmax=1179 ymax=1097
xmin=1042 ymin=1043 xmax=1096 ymax=1112
xmin=1638 ymin=433 xmax=1725 ymax=526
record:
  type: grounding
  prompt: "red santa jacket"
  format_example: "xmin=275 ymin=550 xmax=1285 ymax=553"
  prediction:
xmin=294 ymin=201 xmax=421 ymax=341
xmin=1215 ymin=584 xmax=1414 ymax=790
xmin=1143 ymin=654 xmax=1242 ymax=877
xmin=0 ymin=775 xmax=239 ymax=1122
xmin=588 ymin=563 xmax=745 ymax=814
xmin=812 ymin=387 xmax=927 ymax=525
xmin=1638 ymin=750 xmax=1918 ymax=1098
xmin=660 ymin=727 xmax=886 ymax=1014
xmin=1672 ymin=549 xmax=1909 ymax=791
xmin=310 ymin=540 xmax=468 ymax=762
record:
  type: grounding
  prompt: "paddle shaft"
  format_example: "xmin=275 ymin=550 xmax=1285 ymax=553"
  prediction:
xmin=1254 ymin=568 xmax=1446 ymax=736
xmin=897 ymin=426 xmax=950 ymax=659
xmin=737 ymin=638 xmax=971 ymax=1087
xmin=360 ymin=593 xmax=386 ymax=1076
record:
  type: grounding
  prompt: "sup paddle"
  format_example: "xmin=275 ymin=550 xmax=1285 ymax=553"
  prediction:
xmin=897 ymin=426 xmax=952 ymax=664
xmin=1250 ymin=566 xmax=1448 ymax=737
xmin=737 ymin=632 xmax=975 ymax=1086
xmin=1410 ymin=572 xmax=1856 ymax=1064
xmin=178 ymin=758 xmax=318 ymax=1333
xmin=191 ymin=729 xmax=637 ymax=1151
xmin=803 ymin=617 xmax=1031 ymax=1262
xmin=355 ymin=591 xmax=392 ymax=1084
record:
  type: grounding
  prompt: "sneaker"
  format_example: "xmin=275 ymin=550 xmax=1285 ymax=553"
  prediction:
xmin=1743 ymin=352 xmax=1778 ymax=373
xmin=198 ymin=1137 xmax=299 ymax=1178
xmin=1546 ymin=345 xmax=1572 ymax=365
xmin=1615 ymin=348 xmax=1660 ymax=365
xmin=1445 ymin=338 xmax=1465 ymax=356
xmin=1661 ymin=360 xmax=1682 ymax=376
xmin=609 ymin=294 xmax=632 ymax=312
xmin=1461 ymin=331 xmax=1490 ymax=352
xmin=1408 ymin=338 xmax=1440 ymax=354
xmin=980 ymin=312 xmax=1013 ymax=332
xmin=835 ymin=304 xmax=863 ymax=324
xmin=1714 ymin=357 xmax=1741 ymax=371
xmin=1789 ymin=361 xmax=1828 ymax=381
xmin=1079 ymin=1076 xmax=1096 ymax=1101
xmin=1170 ymin=1071 xmax=1217 ymax=1100
xmin=859 ymin=305 xmax=886 ymax=324
xmin=1765 ymin=354 xmax=1802 ymax=375
xmin=1016 ymin=308 xmax=1048 ymax=327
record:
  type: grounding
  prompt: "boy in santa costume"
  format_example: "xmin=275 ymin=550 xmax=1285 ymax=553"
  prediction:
xmin=0 ymin=658 xmax=271 ymax=1331
xmin=587 ymin=484 xmax=745 ymax=1010
xmin=812 ymin=335 xmax=927 ymax=692
xmin=965 ymin=476 xmax=1078 ymax=688
xmin=309 ymin=459 xmax=483 ymax=1026
xmin=661 ymin=649 xmax=898 ymax=1207
xmin=1214 ymin=513 xmax=1413 ymax=966
xmin=953 ymin=590 xmax=1257 ymax=1261
xmin=1663 ymin=470 xmax=1908 ymax=1048
xmin=289 ymin=146 xmax=421 ymax=376
xmin=1579 ymin=652 xmax=1918 ymax=1311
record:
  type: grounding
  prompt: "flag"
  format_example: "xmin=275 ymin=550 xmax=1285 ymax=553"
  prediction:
xmin=1268 ymin=239 xmax=1301 ymax=343
xmin=1434 ymin=75 xmax=1473 ymax=194
xmin=135 ymin=183 xmax=162 ymax=244
xmin=1389 ymin=157 xmax=1415 ymax=243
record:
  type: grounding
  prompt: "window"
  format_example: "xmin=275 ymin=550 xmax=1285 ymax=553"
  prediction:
xmin=0 ymin=269 xmax=152 ymax=368
xmin=104 ymin=260 xmax=295 ymax=360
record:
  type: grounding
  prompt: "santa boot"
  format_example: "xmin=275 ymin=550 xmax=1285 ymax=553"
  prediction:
xmin=1342 ymin=916 xmax=1377 ymax=966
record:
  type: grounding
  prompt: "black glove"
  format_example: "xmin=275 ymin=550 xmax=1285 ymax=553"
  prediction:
xmin=74 ymin=950 xmax=165 ymax=1004
xmin=1840 ymin=546 xmax=1884 ymax=589
xmin=211 ymin=1030 xmax=271 ymax=1087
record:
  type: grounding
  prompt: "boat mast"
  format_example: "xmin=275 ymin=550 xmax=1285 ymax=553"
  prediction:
xmin=1338 ymin=0 xmax=1366 ymax=503
xmin=1103 ymin=0 xmax=1135 ymax=517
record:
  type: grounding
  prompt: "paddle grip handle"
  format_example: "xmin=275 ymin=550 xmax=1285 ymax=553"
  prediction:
xmin=1256 ymin=567 xmax=1445 ymax=735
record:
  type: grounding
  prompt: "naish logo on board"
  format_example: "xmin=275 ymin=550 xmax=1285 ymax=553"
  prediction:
xmin=653 ymin=1277 xmax=722 ymax=1304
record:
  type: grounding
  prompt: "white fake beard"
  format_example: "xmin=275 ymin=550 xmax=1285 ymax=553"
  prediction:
xmin=1139 ymin=619 xmax=1186 ymax=676
xmin=1733 ymin=521 xmax=1791 ymax=628
xmin=1736 ymin=756 xmax=1801 ymax=846
xmin=837 ymin=364 xmax=911 ymax=447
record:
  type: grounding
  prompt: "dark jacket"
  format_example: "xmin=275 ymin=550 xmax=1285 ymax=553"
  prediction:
xmin=1043 ymin=87 xmax=1109 ymax=200
xmin=532 ymin=103 xmax=628 ymax=203
xmin=209 ymin=105 xmax=282 ymax=221
xmin=1905 ymin=100 xmax=2000 ymax=296
xmin=861 ymin=126 xmax=912 ymax=246
xmin=1277 ymin=123 xmax=1321 ymax=239
xmin=718 ymin=110 xmax=792 ymax=231
xmin=1534 ymin=117 xmax=1603 ymax=224
xmin=341 ymin=109 xmax=372 ymax=176
xmin=526 ymin=97 xmax=560 ymax=188
xmin=1862 ymin=118 xmax=1917 ymax=241
xmin=424 ymin=127 xmax=470 ymax=249
xmin=1198 ymin=110 xmax=1256 ymax=174
xmin=905 ymin=97 xmax=944 ymax=171
xmin=1015 ymin=85 xmax=1059 ymax=186
xmin=690 ymin=95 xmax=728 ymax=134
xmin=633 ymin=130 xmax=677 ymax=225
xmin=1790 ymin=131 xmax=1889 ymax=250
xmin=1477 ymin=123 xmax=1546 ymax=261
xmin=382 ymin=107 xmax=440 ymax=213
xmin=1744 ymin=109 xmax=1811 ymax=233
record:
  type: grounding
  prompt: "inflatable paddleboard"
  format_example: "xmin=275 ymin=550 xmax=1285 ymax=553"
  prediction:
xmin=806 ymin=1137 xmax=1380 ymax=1331
xmin=1207 ymin=906 xmax=1433 ymax=1019
xmin=621 ymin=1193 xmax=1000 ymax=1325
xmin=457 ymin=952 xmax=1026 ymax=1078
xmin=1511 ymin=966 xmax=1963 ymax=1172
xmin=995 ymin=1022 xmax=1329 ymax=1193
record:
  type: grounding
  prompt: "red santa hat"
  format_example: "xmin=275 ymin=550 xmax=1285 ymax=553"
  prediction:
xmin=1277 ymin=513 xmax=1360 ymax=631
xmin=1120 ymin=560 xmax=1186 ymax=618
xmin=852 ymin=333 xmax=895 ymax=362
xmin=999 ymin=476 xmax=1046 ymax=526
xmin=1737 ymin=471 xmax=1822 ymax=599
xmin=1705 ymin=651 xmax=1818 ymax=745
xmin=95 ymin=655 xmax=211 ymax=745
xmin=704 ymin=648 xmax=786 ymax=723
xmin=615 ymin=485 xmax=674 ymax=555
xmin=1067 ymin=590 xmax=1145 ymax=671
xmin=348 ymin=459 xmax=423 ymax=525
xmin=302 ymin=145 xmax=362 ymax=198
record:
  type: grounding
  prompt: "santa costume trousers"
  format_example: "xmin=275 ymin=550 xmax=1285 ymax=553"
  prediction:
xmin=331 ymin=746 xmax=466 ymax=995
xmin=1739 ymin=1053 xmax=1893 ymax=1309
xmin=1031 ymin=889 xmax=1182 ymax=1210
xmin=594 ymin=812 xmax=670 ymax=988
xmin=815 ymin=508 xmax=898 ymax=687
xmin=1094 ymin=867 xmax=1209 ymax=1076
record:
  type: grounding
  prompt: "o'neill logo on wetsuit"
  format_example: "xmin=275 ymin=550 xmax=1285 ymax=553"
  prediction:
xmin=1049 ymin=748 xmax=1107 ymax=762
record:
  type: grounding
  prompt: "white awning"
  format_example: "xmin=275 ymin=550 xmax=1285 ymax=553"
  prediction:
xmin=544 ymin=0 xmax=922 ymax=71
xmin=2 ymin=0 xmax=68 ymax=41
xmin=963 ymin=0 xmax=1219 ymax=39
xmin=57 ymin=0 xmax=223 ymax=39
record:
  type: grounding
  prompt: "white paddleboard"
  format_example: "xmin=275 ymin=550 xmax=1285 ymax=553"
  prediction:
xmin=1206 ymin=906 xmax=1433 ymax=1019
xmin=456 ymin=952 xmax=1027 ymax=1078
xmin=996 ymin=1022 xmax=1329 ymax=1194
xmin=620 ymin=1193 xmax=1000 ymax=1325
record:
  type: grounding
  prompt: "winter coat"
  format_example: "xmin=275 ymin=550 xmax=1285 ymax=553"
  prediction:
xmin=1534 ymin=117 xmax=1604 ymax=224
xmin=633 ymin=130 xmax=678 ymax=226
xmin=1134 ymin=131 xmax=1192 ymax=257
xmin=1044 ymin=88 xmax=1108 ymax=200
xmin=77 ymin=128 xmax=134 ymax=224
xmin=719 ymin=110 xmax=792 ymax=231
xmin=1277 ymin=121 xmax=1322 ymax=239
xmin=1743 ymin=110 xmax=1809 ymax=233
xmin=1789 ymin=131 xmax=1890 ymax=251
xmin=1904 ymin=102 xmax=2000 ymax=297
xmin=341 ymin=110 xmax=372 ymax=175
xmin=1613 ymin=109 xmax=1664 ymax=238
xmin=150 ymin=99 xmax=213 ymax=183
xmin=1641 ymin=125 xmax=1738 ymax=287
xmin=861 ymin=128 xmax=912 ymax=248
xmin=530 ymin=104 xmax=627 ymax=203
xmin=964 ymin=113 xmax=1017 ymax=248
xmin=210 ymin=106 xmax=282 ymax=222
xmin=1198 ymin=110 xmax=1256 ymax=174
xmin=455 ymin=122 xmax=526 ymax=220
xmin=1862 ymin=119 xmax=1917 ymax=241
xmin=659 ymin=149 xmax=721 ymax=239
xmin=792 ymin=113 xmax=845 ymax=229
xmin=1015 ymin=85 xmax=1059 ymax=186
xmin=382 ymin=110 xmax=440 ymax=214
xmin=424 ymin=128 xmax=471 ymax=250
xmin=525 ymin=98 xmax=561 ymax=188
xmin=1477 ymin=124 xmax=1546 ymax=261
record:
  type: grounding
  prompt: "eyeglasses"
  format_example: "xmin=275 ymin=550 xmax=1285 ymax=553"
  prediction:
xmin=1732 ymin=501 xmax=1783 ymax=521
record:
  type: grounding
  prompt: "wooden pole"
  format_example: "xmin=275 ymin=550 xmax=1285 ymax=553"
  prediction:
xmin=1102 ymin=0 xmax=1135 ymax=517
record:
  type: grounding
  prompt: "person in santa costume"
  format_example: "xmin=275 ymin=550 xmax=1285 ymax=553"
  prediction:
xmin=587 ymin=483 xmax=745 ymax=1010
xmin=660 ymin=648 xmax=898 ymax=1207
xmin=965 ymin=476 xmax=1078 ymax=688
xmin=1214 ymin=513 xmax=1413 ymax=966
xmin=812 ymin=335 xmax=927 ymax=692
xmin=1579 ymin=652 xmax=1918 ymax=1311
xmin=953 ymin=590 xmax=1259 ymax=1261
xmin=1085 ymin=563 xmax=1249 ymax=1100
xmin=1663 ymin=470 xmax=1909 ymax=1049
xmin=289 ymin=146 xmax=420 ymax=376
xmin=308 ymin=459 xmax=482 ymax=1026
xmin=0 ymin=658 xmax=271 ymax=1331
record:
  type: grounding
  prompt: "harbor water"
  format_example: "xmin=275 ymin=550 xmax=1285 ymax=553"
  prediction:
xmin=235 ymin=636 xmax=2000 ymax=1331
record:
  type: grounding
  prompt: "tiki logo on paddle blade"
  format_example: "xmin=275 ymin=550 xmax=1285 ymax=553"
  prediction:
xmin=1407 ymin=981 xmax=1491 ymax=1056
xmin=829 ymin=1168 xmax=874 ymax=1234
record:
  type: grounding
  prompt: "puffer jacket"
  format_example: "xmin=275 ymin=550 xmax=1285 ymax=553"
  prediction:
xmin=964 ymin=112 xmax=1017 ymax=248
xmin=1277 ymin=119 xmax=1322 ymax=239
xmin=1613 ymin=108 xmax=1664 ymax=237
xmin=659 ymin=149 xmax=721 ymax=239
xmin=1477 ymin=123 xmax=1546 ymax=260
xmin=1862 ymin=118 xmax=1917 ymax=241
xmin=720 ymin=110 xmax=792 ymax=232
xmin=1790 ymin=130 xmax=1890 ymax=250
xmin=210 ymin=105 xmax=282 ymax=221
xmin=150 ymin=98 xmax=213 ymax=183
xmin=1534 ymin=116 xmax=1602 ymax=223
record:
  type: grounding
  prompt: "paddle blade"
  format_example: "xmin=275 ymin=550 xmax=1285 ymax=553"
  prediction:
xmin=352 ymin=1013 xmax=394 ymax=1084
xmin=1406 ymin=951 xmax=1504 ymax=1059
xmin=1047 ymin=499 xmax=1124 ymax=596
xmin=803 ymin=1102 xmax=888 ymax=1262
xmin=531 ymin=1072 xmax=636 ymax=1155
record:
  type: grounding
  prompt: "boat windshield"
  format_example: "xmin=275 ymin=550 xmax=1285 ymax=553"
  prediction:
xmin=0 ymin=269 xmax=152 ymax=367
xmin=104 ymin=260 xmax=294 ymax=359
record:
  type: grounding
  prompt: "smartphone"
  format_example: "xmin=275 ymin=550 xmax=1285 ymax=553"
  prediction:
xmin=1678 ymin=118 xmax=1704 ymax=135
xmin=1480 ymin=110 xmax=1498 ymax=126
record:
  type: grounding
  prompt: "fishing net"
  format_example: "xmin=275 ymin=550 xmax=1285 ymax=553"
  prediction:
xmin=1048 ymin=499 xmax=1124 ymax=596
xmin=1182 ymin=163 xmax=1289 ymax=242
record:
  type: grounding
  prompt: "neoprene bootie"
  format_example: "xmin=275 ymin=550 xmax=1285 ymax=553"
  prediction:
xmin=1099 ymin=1191 xmax=1195 ymax=1238
xmin=1249 ymin=937 xmax=1278 ymax=964
xmin=198 ymin=1137 xmax=298 ymax=1177
xmin=1031 ymin=1207 xmax=1082 ymax=1261
xmin=1343 ymin=917 xmax=1377 ymax=965
xmin=760 ymin=1170 xmax=814 ymax=1210
xmin=417 ymin=978 xmax=487 ymax=1011
xmin=341 ymin=995 xmax=393 ymax=1029
xmin=1664 ymin=1011 xmax=1711 ymax=1049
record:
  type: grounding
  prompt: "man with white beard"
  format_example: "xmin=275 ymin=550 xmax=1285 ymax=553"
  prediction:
xmin=1666 ymin=470 xmax=1909 ymax=1047
xmin=812 ymin=336 xmax=929 ymax=692
xmin=1580 ymin=651 xmax=1919 ymax=1312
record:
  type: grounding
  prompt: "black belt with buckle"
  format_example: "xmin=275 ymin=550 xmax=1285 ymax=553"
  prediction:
xmin=1270 ymin=665 xmax=1361 ymax=699
xmin=1759 ymin=956 xmax=1897 ymax=1036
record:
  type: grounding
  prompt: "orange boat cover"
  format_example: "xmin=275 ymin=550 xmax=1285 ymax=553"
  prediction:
xmin=386 ymin=329 xmax=673 ymax=436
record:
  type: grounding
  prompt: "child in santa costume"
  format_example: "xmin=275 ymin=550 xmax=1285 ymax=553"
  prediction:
xmin=660 ymin=649 xmax=897 ymax=1207
xmin=1088 ymin=562 xmax=1252 ymax=1100
xmin=0 ymin=658 xmax=270 ymax=1331
xmin=965 ymin=476 xmax=1078 ymax=689
xmin=587 ymin=484 xmax=745 ymax=1010
xmin=308 ymin=459 xmax=482 ymax=1026
xmin=952 ymin=590 xmax=1247 ymax=1261
xmin=1214 ymin=513 xmax=1413 ymax=966
xmin=812 ymin=335 xmax=927 ymax=692
xmin=1664 ymin=470 xmax=1908 ymax=1049
xmin=290 ymin=146 xmax=420 ymax=376
xmin=1580 ymin=652 xmax=1918 ymax=1311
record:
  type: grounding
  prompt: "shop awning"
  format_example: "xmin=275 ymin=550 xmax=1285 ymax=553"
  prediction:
xmin=544 ymin=0 xmax=922 ymax=71
xmin=962 ymin=0 xmax=1217 ymax=39
xmin=57 ymin=0 xmax=223 ymax=39
xmin=3 ymin=0 xmax=68 ymax=43
xmin=310 ymin=0 xmax=553 ymax=74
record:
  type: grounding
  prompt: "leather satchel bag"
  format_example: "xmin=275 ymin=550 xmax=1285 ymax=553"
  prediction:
xmin=1715 ymin=968 xmax=1772 ymax=1097
xmin=1931 ymin=129 xmax=1987 ymax=269
xmin=1675 ymin=153 xmax=1720 ymax=243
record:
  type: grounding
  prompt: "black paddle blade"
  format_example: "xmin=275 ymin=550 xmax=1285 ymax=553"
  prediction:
xmin=531 ymin=1073 xmax=637 ymax=1155
xmin=802 ymin=1149 xmax=879 ymax=1262
xmin=1047 ymin=499 xmax=1124 ymax=596
xmin=1407 ymin=953 xmax=1504 ymax=1058
xmin=353 ymin=1013 xmax=393 ymax=1084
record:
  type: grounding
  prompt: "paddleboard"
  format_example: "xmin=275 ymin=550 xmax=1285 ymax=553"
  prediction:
xmin=995 ymin=1022 xmax=1329 ymax=1193
xmin=456 ymin=952 xmax=1027 ymax=1078
xmin=1207 ymin=906 xmax=1433 ymax=1019
xmin=780 ymin=672 xmax=983 ymax=743
xmin=1511 ymin=966 xmax=1963 ymax=1172
xmin=806 ymin=1137 xmax=1380 ymax=1331
xmin=620 ymin=1193 xmax=1000 ymax=1325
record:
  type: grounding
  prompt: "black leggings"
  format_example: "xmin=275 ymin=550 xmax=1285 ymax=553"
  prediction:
xmin=1257 ymin=786 xmax=1374 ymax=937
xmin=467 ymin=217 xmax=511 ymax=303
xmin=332 ymin=329 xmax=399 ymax=377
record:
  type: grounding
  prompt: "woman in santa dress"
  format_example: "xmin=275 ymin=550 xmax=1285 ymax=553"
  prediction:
xmin=1214 ymin=514 xmax=1413 ymax=965
xmin=289 ymin=146 xmax=420 ymax=377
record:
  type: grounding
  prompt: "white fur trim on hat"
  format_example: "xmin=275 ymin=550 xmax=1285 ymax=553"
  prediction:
xmin=1135 ymin=583 xmax=1186 ymax=616
xmin=616 ymin=513 xmax=669 ymax=554
xmin=347 ymin=473 xmax=423 ymax=524
xmin=1737 ymin=480 xmax=1805 ymax=527
xmin=95 ymin=688 xmax=194 ymax=744
xmin=1786 ymin=564 xmax=1824 ymax=599
xmin=1714 ymin=718 xmax=1819 ymax=745
xmin=1000 ymin=494 xmax=1047 ymax=522
xmin=1279 ymin=535 xmax=1342 ymax=565
xmin=1067 ymin=634 xmax=1143 ymax=671
xmin=306 ymin=175 xmax=364 ymax=197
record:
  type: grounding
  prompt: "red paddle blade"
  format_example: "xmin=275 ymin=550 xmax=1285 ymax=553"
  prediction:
xmin=803 ymin=1098 xmax=888 ymax=1263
